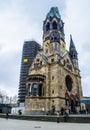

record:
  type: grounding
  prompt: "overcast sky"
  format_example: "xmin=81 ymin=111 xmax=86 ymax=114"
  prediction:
xmin=0 ymin=0 xmax=90 ymax=97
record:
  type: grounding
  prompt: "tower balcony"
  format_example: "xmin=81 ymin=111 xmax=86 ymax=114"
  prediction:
xmin=27 ymin=74 xmax=46 ymax=83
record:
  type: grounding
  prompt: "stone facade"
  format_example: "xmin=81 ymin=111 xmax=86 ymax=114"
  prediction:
xmin=25 ymin=7 xmax=82 ymax=114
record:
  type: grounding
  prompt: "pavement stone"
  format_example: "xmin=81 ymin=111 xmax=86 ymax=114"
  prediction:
xmin=0 ymin=118 xmax=90 ymax=130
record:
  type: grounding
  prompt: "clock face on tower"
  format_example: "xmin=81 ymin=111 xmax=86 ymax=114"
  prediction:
xmin=50 ymin=31 xmax=60 ymax=42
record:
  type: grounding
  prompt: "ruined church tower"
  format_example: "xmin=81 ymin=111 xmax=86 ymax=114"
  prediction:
xmin=25 ymin=7 xmax=82 ymax=114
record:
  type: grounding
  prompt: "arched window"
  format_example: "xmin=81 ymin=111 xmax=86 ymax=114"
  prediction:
xmin=32 ymin=84 xmax=38 ymax=96
xmin=51 ymin=58 xmax=54 ymax=63
xmin=29 ymin=84 xmax=32 ymax=95
xmin=52 ymin=21 xmax=57 ymax=29
xmin=63 ymin=60 xmax=66 ymax=66
xmin=46 ymin=22 xmax=50 ymax=31
xmin=45 ymin=49 xmax=48 ymax=54
xmin=54 ymin=37 xmax=57 ymax=41
xmin=67 ymin=59 xmax=69 ymax=63
xmin=74 ymin=54 xmax=76 ymax=58
xmin=38 ymin=84 xmax=43 ymax=96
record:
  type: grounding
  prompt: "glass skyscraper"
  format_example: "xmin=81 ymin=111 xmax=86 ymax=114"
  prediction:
xmin=18 ymin=41 xmax=41 ymax=104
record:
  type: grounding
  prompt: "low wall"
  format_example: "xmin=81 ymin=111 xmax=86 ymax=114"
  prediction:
xmin=0 ymin=114 xmax=90 ymax=123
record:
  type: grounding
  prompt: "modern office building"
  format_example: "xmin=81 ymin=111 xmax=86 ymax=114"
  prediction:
xmin=18 ymin=41 xmax=41 ymax=104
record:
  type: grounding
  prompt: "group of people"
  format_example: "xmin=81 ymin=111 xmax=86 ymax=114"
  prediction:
xmin=56 ymin=107 xmax=69 ymax=123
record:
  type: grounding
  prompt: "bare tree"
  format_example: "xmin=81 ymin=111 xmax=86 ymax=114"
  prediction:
xmin=0 ymin=89 xmax=4 ymax=103
xmin=0 ymin=89 xmax=18 ymax=104
xmin=12 ymin=95 xmax=18 ymax=104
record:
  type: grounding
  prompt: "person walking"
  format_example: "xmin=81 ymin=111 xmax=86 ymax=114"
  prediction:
xmin=56 ymin=111 xmax=60 ymax=123
xmin=64 ymin=109 xmax=69 ymax=122
xmin=6 ymin=112 xmax=9 ymax=119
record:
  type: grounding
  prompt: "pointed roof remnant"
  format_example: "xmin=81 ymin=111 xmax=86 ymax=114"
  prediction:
xmin=69 ymin=34 xmax=76 ymax=51
xmin=46 ymin=7 xmax=61 ymax=19
xmin=69 ymin=34 xmax=78 ymax=60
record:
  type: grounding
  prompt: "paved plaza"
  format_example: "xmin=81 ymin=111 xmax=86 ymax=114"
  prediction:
xmin=0 ymin=118 xmax=90 ymax=130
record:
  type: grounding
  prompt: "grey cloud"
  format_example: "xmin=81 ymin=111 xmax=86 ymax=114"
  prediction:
xmin=0 ymin=44 xmax=3 ymax=50
xmin=82 ymin=41 xmax=90 ymax=52
xmin=0 ymin=0 xmax=67 ymax=22
xmin=0 ymin=0 xmax=11 ymax=9
xmin=0 ymin=51 xmax=21 ymax=87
